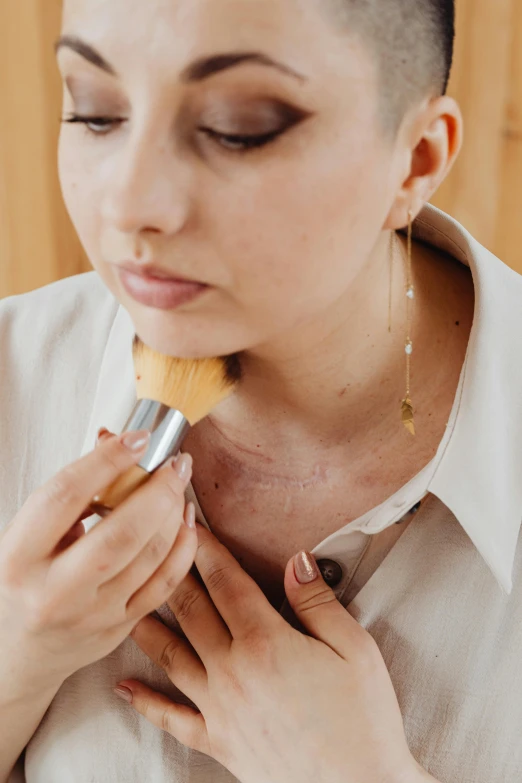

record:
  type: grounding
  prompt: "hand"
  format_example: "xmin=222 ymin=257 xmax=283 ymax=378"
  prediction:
xmin=0 ymin=428 xmax=197 ymax=696
xmin=116 ymin=523 xmax=428 ymax=783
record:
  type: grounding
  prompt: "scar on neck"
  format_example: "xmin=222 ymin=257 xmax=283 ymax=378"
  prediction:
xmin=207 ymin=429 xmax=330 ymax=489
xmin=220 ymin=448 xmax=331 ymax=488
xmin=206 ymin=415 xmax=274 ymax=463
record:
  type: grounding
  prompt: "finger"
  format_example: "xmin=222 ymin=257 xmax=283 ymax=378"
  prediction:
xmin=167 ymin=567 xmax=231 ymax=665
xmin=113 ymin=678 xmax=210 ymax=756
xmin=283 ymin=551 xmax=370 ymax=660
xmin=13 ymin=430 xmax=151 ymax=562
xmin=54 ymin=453 xmax=192 ymax=589
xmin=95 ymin=426 xmax=112 ymax=446
xmin=190 ymin=523 xmax=279 ymax=639
xmin=53 ymin=520 xmax=86 ymax=555
xmin=127 ymin=612 xmax=207 ymax=708
xmin=103 ymin=503 xmax=198 ymax=623
xmin=77 ymin=429 xmax=114 ymax=524
xmin=78 ymin=508 xmax=97 ymax=523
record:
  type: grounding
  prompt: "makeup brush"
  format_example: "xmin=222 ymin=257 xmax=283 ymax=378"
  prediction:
xmin=89 ymin=335 xmax=241 ymax=517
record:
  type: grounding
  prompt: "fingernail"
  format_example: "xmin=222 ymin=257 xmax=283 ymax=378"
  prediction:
xmin=113 ymin=685 xmax=133 ymax=704
xmin=185 ymin=501 xmax=196 ymax=529
xmin=96 ymin=427 xmax=112 ymax=446
xmin=294 ymin=551 xmax=319 ymax=584
xmin=121 ymin=429 xmax=151 ymax=452
xmin=173 ymin=453 xmax=193 ymax=483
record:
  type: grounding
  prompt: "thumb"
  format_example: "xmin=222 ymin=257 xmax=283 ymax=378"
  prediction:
xmin=283 ymin=551 xmax=368 ymax=659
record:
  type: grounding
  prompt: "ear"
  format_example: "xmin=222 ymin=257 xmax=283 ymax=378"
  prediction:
xmin=385 ymin=94 xmax=463 ymax=228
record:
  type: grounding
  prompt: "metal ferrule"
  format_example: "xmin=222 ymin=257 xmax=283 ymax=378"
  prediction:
xmin=121 ymin=399 xmax=190 ymax=474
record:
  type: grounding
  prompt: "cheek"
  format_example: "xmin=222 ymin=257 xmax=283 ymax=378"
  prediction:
xmin=58 ymin=132 xmax=106 ymax=264
xmin=207 ymin=140 xmax=387 ymax=327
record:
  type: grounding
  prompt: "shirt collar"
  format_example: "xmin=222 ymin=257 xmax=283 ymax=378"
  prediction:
xmin=79 ymin=203 xmax=522 ymax=596
xmin=405 ymin=203 xmax=522 ymax=596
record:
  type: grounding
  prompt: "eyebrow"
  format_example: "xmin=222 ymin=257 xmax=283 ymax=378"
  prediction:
xmin=54 ymin=35 xmax=307 ymax=83
xmin=54 ymin=36 xmax=117 ymax=75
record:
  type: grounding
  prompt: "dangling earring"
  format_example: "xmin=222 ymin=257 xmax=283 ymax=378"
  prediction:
xmin=401 ymin=209 xmax=415 ymax=435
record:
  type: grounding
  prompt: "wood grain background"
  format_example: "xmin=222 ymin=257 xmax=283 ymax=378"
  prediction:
xmin=1 ymin=0 xmax=521 ymax=298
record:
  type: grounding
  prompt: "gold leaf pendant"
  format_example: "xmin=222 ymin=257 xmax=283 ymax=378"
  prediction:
xmin=401 ymin=397 xmax=415 ymax=435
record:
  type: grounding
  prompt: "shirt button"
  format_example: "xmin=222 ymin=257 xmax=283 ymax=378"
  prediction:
xmin=395 ymin=500 xmax=422 ymax=523
xmin=316 ymin=559 xmax=343 ymax=587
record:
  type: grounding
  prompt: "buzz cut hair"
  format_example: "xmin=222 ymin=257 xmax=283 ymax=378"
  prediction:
xmin=331 ymin=0 xmax=455 ymax=133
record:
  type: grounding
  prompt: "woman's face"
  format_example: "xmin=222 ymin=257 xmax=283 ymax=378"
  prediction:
xmin=57 ymin=0 xmax=402 ymax=358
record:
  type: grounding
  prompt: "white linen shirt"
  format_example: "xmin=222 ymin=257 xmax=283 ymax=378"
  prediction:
xmin=2 ymin=203 xmax=522 ymax=783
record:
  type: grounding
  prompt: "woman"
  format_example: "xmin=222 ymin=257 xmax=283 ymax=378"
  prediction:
xmin=1 ymin=0 xmax=522 ymax=781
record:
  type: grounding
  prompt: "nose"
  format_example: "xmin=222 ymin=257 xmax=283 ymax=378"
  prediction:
xmin=101 ymin=132 xmax=191 ymax=238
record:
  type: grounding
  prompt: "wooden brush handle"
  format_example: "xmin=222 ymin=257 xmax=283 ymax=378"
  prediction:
xmin=88 ymin=464 xmax=152 ymax=518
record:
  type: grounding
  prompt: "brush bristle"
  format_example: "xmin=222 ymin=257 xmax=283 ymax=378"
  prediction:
xmin=132 ymin=335 xmax=240 ymax=425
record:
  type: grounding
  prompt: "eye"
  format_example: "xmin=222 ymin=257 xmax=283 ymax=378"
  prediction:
xmin=199 ymin=126 xmax=284 ymax=152
xmin=60 ymin=114 xmax=124 ymax=135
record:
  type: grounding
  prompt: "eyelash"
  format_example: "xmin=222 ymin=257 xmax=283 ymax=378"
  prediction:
xmin=60 ymin=114 xmax=284 ymax=152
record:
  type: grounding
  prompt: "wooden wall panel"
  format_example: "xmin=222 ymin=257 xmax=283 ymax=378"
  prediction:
xmin=0 ymin=0 xmax=87 ymax=299
xmin=0 ymin=0 xmax=521 ymax=298
xmin=431 ymin=0 xmax=522 ymax=269
xmin=495 ymin=0 xmax=522 ymax=266
xmin=430 ymin=0 xmax=513 ymax=249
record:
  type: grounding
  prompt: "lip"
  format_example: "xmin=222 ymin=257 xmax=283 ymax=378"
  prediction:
xmin=117 ymin=267 xmax=208 ymax=309
xmin=119 ymin=260 xmax=196 ymax=280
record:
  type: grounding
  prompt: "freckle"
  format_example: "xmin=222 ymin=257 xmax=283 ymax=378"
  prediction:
xmin=215 ymin=482 xmax=219 ymax=489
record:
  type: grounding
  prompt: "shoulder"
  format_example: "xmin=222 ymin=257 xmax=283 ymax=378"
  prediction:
xmin=415 ymin=203 xmax=522 ymax=328
xmin=0 ymin=271 xmax=118 ymax=363
xmin=0 ymin=273 xmax=120 ymax=519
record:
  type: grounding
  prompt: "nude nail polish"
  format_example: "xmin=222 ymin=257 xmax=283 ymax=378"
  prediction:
xmin=173 ymin=453 xmax=193 ymax=483
xmin=294 ymin=551 xmax=320 ymax=583
xmin=121 ymin=429 xmax=151 ymax=452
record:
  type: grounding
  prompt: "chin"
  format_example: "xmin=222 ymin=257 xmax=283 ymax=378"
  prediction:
xmin=128 ymin=310 xmax=252 ymax=360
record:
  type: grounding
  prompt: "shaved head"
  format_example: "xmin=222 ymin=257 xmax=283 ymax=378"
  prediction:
xmin=330 ymin=0 xmax=455 ymax=132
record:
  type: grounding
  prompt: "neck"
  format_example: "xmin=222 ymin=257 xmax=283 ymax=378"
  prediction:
xmin=208 ymin=229 xmax=470 ymax=455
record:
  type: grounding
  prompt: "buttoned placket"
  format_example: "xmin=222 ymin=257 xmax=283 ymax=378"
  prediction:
xmin=274 ymin=491 xmax=430 ymax=624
